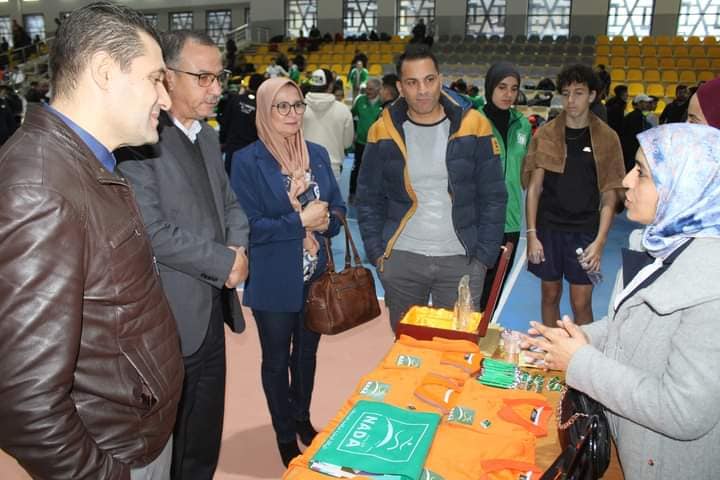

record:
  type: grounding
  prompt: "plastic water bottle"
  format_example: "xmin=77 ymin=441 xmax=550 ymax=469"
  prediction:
xmin=576 ymin=247 xmax=603 ymax=286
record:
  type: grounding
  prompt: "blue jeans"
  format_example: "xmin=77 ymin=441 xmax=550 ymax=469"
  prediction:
xmin=253 ymin=308 xmax=321 ymax=443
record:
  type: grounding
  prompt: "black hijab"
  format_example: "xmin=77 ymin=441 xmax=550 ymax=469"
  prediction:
xmin=483 ymin=62 xmax=521 ymax=149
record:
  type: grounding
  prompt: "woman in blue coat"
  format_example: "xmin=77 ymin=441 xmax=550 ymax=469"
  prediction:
xmin=231 ymin=77 xmax=346 ymax=467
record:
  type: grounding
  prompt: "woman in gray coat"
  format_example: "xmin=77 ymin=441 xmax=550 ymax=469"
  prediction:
xmin=524 ymin=123 xmax=720 ymax=479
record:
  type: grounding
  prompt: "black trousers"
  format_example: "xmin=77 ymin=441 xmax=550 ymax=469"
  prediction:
xmin=171 ymin=292 xmax=226 ymax=480
xmin=252 ymin=308 xmax=321 ymax=443
xmin=480 ymin=232 xmax=520 ymax=311
xmin=349 ymin=142 xmax=365 ymax=197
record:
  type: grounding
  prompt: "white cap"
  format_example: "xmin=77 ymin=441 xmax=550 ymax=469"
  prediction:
xmin=310 ymin=69 xmax=328 ymax=87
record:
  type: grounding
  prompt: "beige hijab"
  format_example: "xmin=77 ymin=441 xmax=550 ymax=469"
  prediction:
xmin=255 ymin=77 xmax=310 ymax=175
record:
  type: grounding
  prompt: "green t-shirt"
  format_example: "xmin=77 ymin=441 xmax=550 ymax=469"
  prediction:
xmin=480 ymin=108 xmax=532 ymax=233
xmin=351 ymin=94 xmax=382 ymax=144
xmin=289 ymin=65 xmax=300 ymax=83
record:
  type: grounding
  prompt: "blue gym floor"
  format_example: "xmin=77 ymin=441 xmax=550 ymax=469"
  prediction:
xmin=332 ymin=154 xmax=639 ymax=333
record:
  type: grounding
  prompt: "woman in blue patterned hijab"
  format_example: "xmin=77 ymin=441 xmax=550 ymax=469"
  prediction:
xmin=633 ymin=123 xmax=720 ymax=258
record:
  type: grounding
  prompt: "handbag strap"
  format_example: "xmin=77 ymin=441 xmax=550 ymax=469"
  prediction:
xmin=332 ymin=211 xmax=363 ymax=269
xmin=319 ymin=211 xmax=361 ymax=273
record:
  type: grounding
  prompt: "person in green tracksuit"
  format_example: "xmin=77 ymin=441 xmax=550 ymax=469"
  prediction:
xmin=350 ymin=77 xmax=382 ymax=201
xmin=348 ymin=60 xmax=369 ymax=99
xmin=479 ymin=62 xmax=532 ymax=310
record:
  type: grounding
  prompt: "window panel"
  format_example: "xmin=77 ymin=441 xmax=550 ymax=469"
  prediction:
xmin=24 ymin=14 xmax=45 ymax=41
xmin=527 ymin=0 xmax=571 ymax=37
xmin=344 ymin=0 xmax=378 ymax=36
xmin=286 ymin=0 xmax=318 ymax=38
xmin=0 ymin=16 xmax=11 ymax=47
xmin=466 ymin=0 xmax=507 ymax=36
xmin=169 ymin=12 xmax=193 ymax=32
xmin=607 ymin=0 xmax=654 ymax=37
xmin=397 ymin=0 xmax=435 ymax=37
xmin=207 ymin=10 xmax=232 ymax=45
xmin=143 ymin=13 xmax=159 ymax=29
xmin=677 ymin=0 xmax=719 ymax=37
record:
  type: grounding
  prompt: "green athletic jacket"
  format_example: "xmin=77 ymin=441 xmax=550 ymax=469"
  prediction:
xmin=351 ymin=94 xmax=382 ymax=145
xmin=479 ymin=108 xmax=531 ymax=233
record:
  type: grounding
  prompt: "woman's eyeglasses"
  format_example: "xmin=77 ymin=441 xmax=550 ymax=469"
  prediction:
xmin=273 ymin=101 xmax=307 ymax=116
xmin=167 ymin=67 xmax=230 ymax=87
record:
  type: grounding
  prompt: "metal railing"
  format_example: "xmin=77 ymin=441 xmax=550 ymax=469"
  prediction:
xmin=226 ymin=23 xmax=271 ymax=47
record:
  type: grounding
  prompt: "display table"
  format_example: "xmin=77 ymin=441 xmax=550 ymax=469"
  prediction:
xmin=283 ymin=335 xmax=562 ymax=479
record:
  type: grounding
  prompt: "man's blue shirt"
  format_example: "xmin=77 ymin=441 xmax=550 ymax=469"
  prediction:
xmin=46 ymin=105 xmax=117 ymax=173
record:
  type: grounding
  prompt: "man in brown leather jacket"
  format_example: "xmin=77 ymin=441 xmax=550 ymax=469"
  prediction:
xmin=0 ymin=3 xmax=183 ymax=479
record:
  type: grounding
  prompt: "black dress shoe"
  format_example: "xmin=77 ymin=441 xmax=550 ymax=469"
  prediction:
xmin=278 ymin=439 xmax=302 ymax=467
xmin=295 ymin=419 xmax=319 ymax=446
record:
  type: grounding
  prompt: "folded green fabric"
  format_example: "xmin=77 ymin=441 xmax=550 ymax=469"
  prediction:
xmin=310 ymin=400 xmax=441 ymax=480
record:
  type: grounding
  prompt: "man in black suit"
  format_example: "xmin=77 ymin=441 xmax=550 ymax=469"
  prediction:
xmin=117 ymin=30 xmax=249 ymax=480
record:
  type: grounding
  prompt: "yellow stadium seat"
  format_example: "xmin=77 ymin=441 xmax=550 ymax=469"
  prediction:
xmin=596 ymin=45 xmax=610 ymax=56
xmin=306 ymin=63 xmax=318 ymax=72
xmin=368 ymin=64 xmax=382 ymax=76
xmin=644 ymin=70 xmax=660 ymax=82
xmin=643 ymin=57 xmax=659 ymax=68
xmin=676 ymin=58 xmax=693 ymax=69
xmin=679 ymin=71 xmax=696 ymax=83
xmin=626 ymin=45 xmax=641 ymax=57
xmin=671 ymin=36 xmax=686 ymax=45
xmin=318 ymin=63 xmax=330 ymax=70
xmin=687 ymin=36 xmax=702 ymax=45
xmin=655 ymin=36 xmax=671 ymax=46
xmin=595 ymin=56 xmax=609 ymax=66
xmin=627 ymin=57 xmax=642 ymax=68
xmin=658 ymin=46 xmax=673 ymax=57
xmin=597 ymin=35 xmax=610 ymax=45
xmin=646 ymin=83 xmax=664 ymax=97
xmin=256 ymin=45 xmax=269 ymax=54
xmin=641 ymin=46 xmax=657 ymax=57
xmin=655 ymin=99 xmax=666 ymax=114
xmin=698 ymin=71 xmax=716 ymax=82
xmin=674 ymin=46 xmax=689 ymax=57
xmin=610 ymin=36 xmax=625 ymax=46
xmin=689 ymin=46 xmax=705 ymax=57
xmin=628 ymin=83 xmax=645 ymax=96
xmin=662 ymin=70 xmax=679 ymax=83
xmin=379 ymin=53 xmax=393 ymax=64
xmin=627 ymin=36 xmax=640 ymax=45
xmin=659 ymin=57 xmax=675 ymax=69
xmin=610 ymin=56 xmax=626 ymax=68
xmin=703 ymin=37 xmax=717 ymax=46
xmin=639 ymin=36 xmax=655 ymax=46
xmin=627 ymin=69 xmax=643 ymax=81
xmin=331 ymin=63 xmax=344 ymax=75
xmin=713 ymin=59 xmax=720 ymax=70
xmin=694 ymin=58 xmax=710 ymax=69
xmin=665 ymin=84 xmax=678 ymax=97
xmin=708 ymin=47 xmax=720 ymax=57
xmin=366 ymin=43 xmax=380 ymax=53
xmin=612 ymin=69 xmax=626 ymax=81
xmin=610 ymin=46 xmax=625 ymax=56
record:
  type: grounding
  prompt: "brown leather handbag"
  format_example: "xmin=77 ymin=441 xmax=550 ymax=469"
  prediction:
xmin=305 ymin=213 xmax=381 ymax=335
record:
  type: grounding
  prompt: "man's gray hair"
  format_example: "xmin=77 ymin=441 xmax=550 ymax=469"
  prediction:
xmin=366 ymin=78 xmax=381 ymax=89
xmin=161 ymin=30 xmax=217 ymax=67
